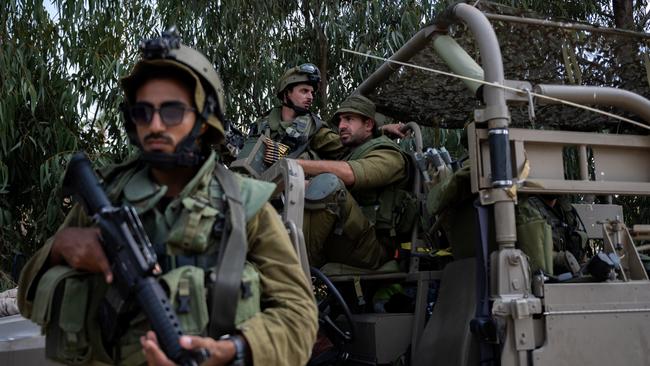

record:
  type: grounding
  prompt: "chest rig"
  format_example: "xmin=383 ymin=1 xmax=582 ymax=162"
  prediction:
xmin=527 ymin=196 xmax=587 ymax=260
xmin=255 ymin=107 xmax=323 ymax=158
xmin=101 ymin=157 xmax=249 ymax=339
xmin=345 ymin=136 xmax=416 ymax=238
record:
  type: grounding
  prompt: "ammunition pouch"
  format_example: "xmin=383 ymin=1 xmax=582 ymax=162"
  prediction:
xmin=568 ymin=230 xmax=589 ymax=260
xmin=516 ymin=219 xmax=554 ymax=275
xmin=31 ymin=266 xmax=111 ymax=365
xmin=110 ymin=262 xmax=262 ymax=365
xmin=362 ymin=187 xmax=417 ymax=239
xmin=231 ymin=136 xmax=269 ymax=178
xmin=153 ymin=263 xmax=260 ymax=335
xmin=280 ymin=125 xmax=308 ymax=150
xmin=159 ymin=266 xmax=210 ymax=335
xmin=30 ymin=261 xmax=262 ymax=365
xmin=167 ymin=196 xmax=221 ymax=253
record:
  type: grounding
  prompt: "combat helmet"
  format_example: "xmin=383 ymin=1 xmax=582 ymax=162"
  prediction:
xmin=120 ymin=27 xmax=227 ymax=168
xmin=275 ymin=63 xmax=321 ymax=100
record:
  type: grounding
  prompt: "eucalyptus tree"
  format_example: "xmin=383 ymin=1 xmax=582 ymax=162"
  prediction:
xmin=0 ymin=0 xmax=436 ymax=287
xmin=2 ymin=0 xmax=648 ymax=288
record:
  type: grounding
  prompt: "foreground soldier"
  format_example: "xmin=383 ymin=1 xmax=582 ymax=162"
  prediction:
xmin=297 ymin=95 xmax=414 ymax=269
xmin=17 ymin=31 xmax=317 ymax=366
xmin=246 ymin=63 xmax=345 ymax=162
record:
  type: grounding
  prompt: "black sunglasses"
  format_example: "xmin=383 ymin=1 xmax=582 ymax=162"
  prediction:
xmin=129 ymin=102 xmax=196 ymax=126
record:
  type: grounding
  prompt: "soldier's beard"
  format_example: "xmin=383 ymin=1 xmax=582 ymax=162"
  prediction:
xmin=341 ymin=131 xmax=368 ymax=148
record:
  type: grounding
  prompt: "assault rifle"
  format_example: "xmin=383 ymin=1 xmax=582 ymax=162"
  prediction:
xmin=63 ymin=152 xmax=208 ymax=366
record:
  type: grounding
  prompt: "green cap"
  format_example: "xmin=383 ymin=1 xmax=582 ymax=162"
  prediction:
xmin=332 ymin=94 xmax=376 ymax=124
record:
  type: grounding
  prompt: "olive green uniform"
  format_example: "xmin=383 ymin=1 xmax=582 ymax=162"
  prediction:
xmin=304 ymin=136 xmax=409 ymax=269
xmin=516 ymin=194 xmax=588 ymax=274
xmin=18 ymin=152 xmax=317 ymax=366
xmin=252 ymin=107 xmax=346 ymax=160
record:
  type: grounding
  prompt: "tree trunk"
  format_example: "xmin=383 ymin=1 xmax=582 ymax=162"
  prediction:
xmin=307 ymin=1 xmax=329 ymax=112
xmin=301 ymin=1 xmax=329 ymax=111
xmin=613 ymin=0 xmax=634 ymax=29
xmin=317 ymin=26 xmax=329 ymax=111
xmin=612 ymin=0 xmax=637 ymax=85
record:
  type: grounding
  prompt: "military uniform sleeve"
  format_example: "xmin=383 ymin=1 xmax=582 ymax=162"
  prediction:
xmin=17 ymin=204 xmax=91 ymax=318
xmin=310 ymin=126 xmax=346 ymax=160
xmin=347 ymin=149 xmax=407 ymax=191
xmin=240 ymin=203 xmax=318 ymax=366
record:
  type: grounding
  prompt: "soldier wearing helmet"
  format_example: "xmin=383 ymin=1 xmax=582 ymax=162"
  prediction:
xmin=239 ymin=63 xmax=346 ymax=166
xmin=17 ymin=29 xmax=317 ymax=366
xmin=296 ymin=95 xmax=414 ymax=269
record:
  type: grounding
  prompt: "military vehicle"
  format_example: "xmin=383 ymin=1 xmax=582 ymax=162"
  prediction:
xmin=2 ymin=2 xmax=650 ymax=365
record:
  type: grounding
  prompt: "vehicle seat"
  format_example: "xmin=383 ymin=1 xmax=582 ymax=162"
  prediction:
xmin=320 ymin=260 xmax=401 ymax=277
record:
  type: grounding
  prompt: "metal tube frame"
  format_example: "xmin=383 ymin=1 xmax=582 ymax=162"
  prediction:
xmin=355 ymin=25 xmax=440 ymax=96
xmin=439 ymin=3 xmax=516 ymax=250
xmin=535 ymin=84 xmax=650 ymax=124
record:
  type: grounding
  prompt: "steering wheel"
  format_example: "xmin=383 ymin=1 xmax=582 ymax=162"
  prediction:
xmin=310 ymin=267 xmax=356 ymax=344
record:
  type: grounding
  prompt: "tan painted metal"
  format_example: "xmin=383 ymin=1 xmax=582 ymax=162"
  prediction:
xmin=632 ymin=225 xmax=650 ymax=242
xmin=469 ymin=124 xmax=650 ymax=195
xmin=602 ymin=220 xmax=649 ymax=281
xmin=259 ymin=158 xmax=310 ymax=280
xmin=532 ymin=283 xmax=650 ymax=365
xmin=572 ymin=204 xmax=623 ymax=239
xmin=229 ymin=135 xmax=266 ymax=179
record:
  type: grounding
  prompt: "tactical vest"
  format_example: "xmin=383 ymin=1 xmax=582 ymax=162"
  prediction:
xmin=30 ymin=152 xmax=276 ymax=365
xmin=515 ymin=195 xmax=588 ymax=275
xmin=346 ymin=136 xmax=417 ymax=238
xmin=526 ymin=196 xmax=587 ymax=259
xmin=254 ymin=107 xmax=323 ymax=159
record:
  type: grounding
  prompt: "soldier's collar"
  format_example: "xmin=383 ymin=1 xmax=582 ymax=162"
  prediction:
xmin=177 ymin=150 xmax=217 ymax=199
xmin=123 ymin=167 xmax=168 ymax=213
xmin=123 ymin=151 xmax=217 ymax=212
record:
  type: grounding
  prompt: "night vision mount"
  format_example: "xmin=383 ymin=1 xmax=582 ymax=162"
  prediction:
xmin=139 ymin=26 xmax=181 ymax=60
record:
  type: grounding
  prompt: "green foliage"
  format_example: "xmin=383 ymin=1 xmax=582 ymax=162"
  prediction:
xmin=150 ymin=0 xmax=436 ymax=126
xmin=0 ymin=0 xmax=143 ymax=278
xmin=2 ymin=0 xmax=649 ymax=283
xmin=0 ymin=0 xmax=438 ymax=281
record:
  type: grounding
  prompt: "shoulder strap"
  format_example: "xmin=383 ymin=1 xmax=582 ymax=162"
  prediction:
xmin=346 ymin=135 xmax=401 ymax=161
xmin=99 ymin=156 xmax=142 ymax=202
xmin=310 ymin=113 xmax=323 ymax=135
xmin=208 ymin=164 xmax=247 ymax=337
xmin=98 ymin=154 xmax=140 ymax=181
xmin=265 ymin=108 xmax=283 ymax=136
xmin=287 ymin=114 xmax=323 ymax=158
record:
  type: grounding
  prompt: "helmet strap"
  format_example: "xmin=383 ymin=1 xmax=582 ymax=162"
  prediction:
xmin=140 ymin=117 xmax=206 ymax=169
xmin=282 ymin=91 xmax=310 ymax=116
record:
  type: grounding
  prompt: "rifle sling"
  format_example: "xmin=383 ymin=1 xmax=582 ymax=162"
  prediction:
xmin=208 ymin=164 xmax=247 ymax=337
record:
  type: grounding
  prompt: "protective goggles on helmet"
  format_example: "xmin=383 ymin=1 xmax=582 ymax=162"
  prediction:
xmin=298 ymin=63 xmax=320 ymax=82
xmin=128 ymin=101 xmax=197 ymax=126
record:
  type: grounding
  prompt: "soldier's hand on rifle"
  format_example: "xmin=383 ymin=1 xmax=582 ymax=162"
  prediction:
xmin=50 ymin=227 xmax=113 ymax=283
xmin=141 ymin=330 xmax=237 ymax=366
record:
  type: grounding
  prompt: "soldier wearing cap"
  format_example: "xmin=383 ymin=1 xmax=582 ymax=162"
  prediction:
xmin=296 ymin=95 xmax=413 ymax=269
xmin=17 ymin=30 xmax=317 ymax=366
